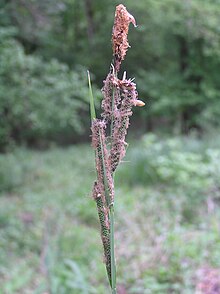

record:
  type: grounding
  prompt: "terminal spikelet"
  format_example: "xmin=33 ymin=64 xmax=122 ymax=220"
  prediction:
xmin=112 ymin=4 xmax=136 ymax=72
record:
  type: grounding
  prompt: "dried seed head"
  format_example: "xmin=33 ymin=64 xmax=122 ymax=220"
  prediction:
xmin=112 ymin=4 xmax=136 ymax=71
xmin=91 ymin=119 xmax=106 ymax=149
xmin=101 ymin=73 xmax=121 ymax=120
xmin=109 ymin=77 xmax=139 ymax=172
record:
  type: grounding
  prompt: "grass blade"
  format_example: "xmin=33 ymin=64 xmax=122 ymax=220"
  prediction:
xmin=87 ymin=70 xmax=96 ymax=121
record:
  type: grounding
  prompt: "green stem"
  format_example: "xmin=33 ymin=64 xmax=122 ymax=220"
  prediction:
xmin=109 ymin=67 xmax=117 ymax=293
xmin=110 ymin=204 xmax=116 ymax=293
xmin=99 ymin=118 xmax=117 ymax=293
xmin=99 ymin=130 xmax=115 ymax=290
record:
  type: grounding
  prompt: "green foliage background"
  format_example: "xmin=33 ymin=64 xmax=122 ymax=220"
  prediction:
xmin=0 ymin=27 xmax=99 ymax=150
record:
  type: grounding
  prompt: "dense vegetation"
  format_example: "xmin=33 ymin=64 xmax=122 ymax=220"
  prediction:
xmin=0 ymin=136 xmax=220 ymax=293
xmin=0 ymin=27 xmax=102 ymax=150
xmin=1 ymin=0 xmax=220 ymax=150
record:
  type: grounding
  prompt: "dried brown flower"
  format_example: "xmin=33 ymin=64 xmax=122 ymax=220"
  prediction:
xmin=112 ymin=4 xmax=136 ymax=72
xmin=134 ymin=100 xmax=145 ymax=107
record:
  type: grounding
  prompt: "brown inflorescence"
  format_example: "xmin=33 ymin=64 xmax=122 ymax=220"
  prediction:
xmin=112 ymin=4 xmax=136 ymax=72
xmin=101 ymin=73 xmax=121 ymax=120
xmin=109 ymin=77 xmax=138 ymax=172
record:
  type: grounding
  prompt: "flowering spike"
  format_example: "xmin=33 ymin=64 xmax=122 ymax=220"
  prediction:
xmin=91 ymin=5 xmax=145 ymax=292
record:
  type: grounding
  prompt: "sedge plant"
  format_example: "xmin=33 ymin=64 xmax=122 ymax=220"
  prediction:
xmin=89 ymin=5 xmax=145 ymax=293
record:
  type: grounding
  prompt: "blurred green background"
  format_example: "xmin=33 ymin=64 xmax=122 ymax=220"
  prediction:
xmin=0 ymin=0 xmax=220 ymax=293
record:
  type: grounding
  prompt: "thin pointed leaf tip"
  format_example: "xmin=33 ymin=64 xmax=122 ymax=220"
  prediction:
xmin=87 ymin=70 xmax=96 ymax=121
xmin=112 ymin=4 xmax=137 ymax=72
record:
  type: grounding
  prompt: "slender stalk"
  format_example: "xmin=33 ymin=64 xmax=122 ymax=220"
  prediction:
xmin=109 ymin=68 xmax=117 ymax=293
xmin=110 ymin=204 xmax=116 ymax=294
xmin=98 ymin=129 xmax=113 ymax=287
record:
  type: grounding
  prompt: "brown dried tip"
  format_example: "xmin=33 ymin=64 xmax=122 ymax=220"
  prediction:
xmin=134 ymin=100 xmax=145 ymax=107
xmin=112 ymin=4 xmax=136 ymax=72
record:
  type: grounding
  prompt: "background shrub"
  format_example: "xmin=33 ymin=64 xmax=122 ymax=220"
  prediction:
xmin=118 ymin=134 xmax=220 ymax=197
xmin=0 ymin=28 xmax=99 ymax=151
xmin=0 ymin=152 xmax=26 ymax=192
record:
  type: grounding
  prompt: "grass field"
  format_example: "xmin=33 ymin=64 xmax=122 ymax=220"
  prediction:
xmin=0 ymin=134 xmax=220 ymax=293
